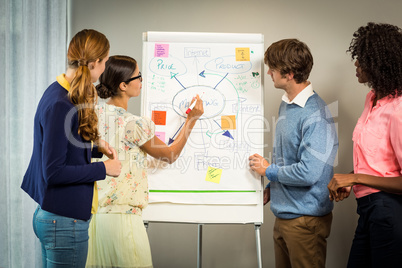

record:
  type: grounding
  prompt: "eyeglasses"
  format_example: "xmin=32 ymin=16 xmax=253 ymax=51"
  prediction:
xmin=124 ymin=72 xmax=142 ymax=83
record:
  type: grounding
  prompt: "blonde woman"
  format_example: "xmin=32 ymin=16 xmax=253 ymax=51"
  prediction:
xmin=22 ymin=29 xmax=121 ymax=268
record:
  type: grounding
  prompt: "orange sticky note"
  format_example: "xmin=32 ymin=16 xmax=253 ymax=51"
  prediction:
xmin=205 ymin=166 xmax=222 ymax=184
xmin=221 ymin=115 xmax=236 ymax=130
xmin=152 ymin=111 xmax=167 ymax=125
xmin=236 ymin=47 xmax=250 ymax=61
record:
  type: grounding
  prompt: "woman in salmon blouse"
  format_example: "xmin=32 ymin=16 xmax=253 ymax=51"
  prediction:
xmin=328 ymin=22 xmax=402 ymax=267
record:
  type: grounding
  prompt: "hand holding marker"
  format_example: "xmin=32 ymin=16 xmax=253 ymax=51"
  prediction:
xmin=168 ymin=93 xmax=204 ymax=145
xmin=186 ymin=92 xmax=204 ymax=114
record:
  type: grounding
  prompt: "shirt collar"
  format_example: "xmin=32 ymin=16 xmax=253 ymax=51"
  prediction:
xmin=56 ymin=74 xmax=70 ymax=92
xmin=282 ymin=83 xmax=314 ymax=108
xmin=370 ymin=89 xmax=397 ymax=107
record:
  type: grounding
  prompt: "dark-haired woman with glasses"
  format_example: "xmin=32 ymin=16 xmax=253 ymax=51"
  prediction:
xmin=86 ymin=55 xmax=203 ymax=268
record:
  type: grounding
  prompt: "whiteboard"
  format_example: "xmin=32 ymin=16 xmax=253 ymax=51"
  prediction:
xmin=141 ymin=32 xmax=265 ymax=223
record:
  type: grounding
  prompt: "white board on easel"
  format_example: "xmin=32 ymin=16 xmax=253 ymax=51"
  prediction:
xmin=141 ymin=31 xmax=265 ymax=224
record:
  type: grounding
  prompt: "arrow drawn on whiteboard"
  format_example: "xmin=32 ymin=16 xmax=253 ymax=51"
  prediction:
xmin=168 ymin=121 xmax=185 ymax=145
xmin=222 ymin=130 xmax=234 ymax=139
xmin=206 ymin=130 xmax=214 ymax=138
xmin=171 ymin=72 xmax=186 ymax=89
xmin=213 ymin=119 xmax=222 ymax=129
xmin=214 ymin=73 xmax=228 ymax=89
xmin=199 ymin=70 xmax=206 ymax=78
xmin=213 ymin=119 xmax=234 ymax=140
xmin=193 ymin=57 xmax=200 ymax=85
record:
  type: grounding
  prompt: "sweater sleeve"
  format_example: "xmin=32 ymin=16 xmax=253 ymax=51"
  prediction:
xmin=91 ymin=144 xmax=104 ymax=158
xmin=270 ymin=115 xmax=338 ymax=187
xmin=42 ymin=101 xmax=106 ymax=185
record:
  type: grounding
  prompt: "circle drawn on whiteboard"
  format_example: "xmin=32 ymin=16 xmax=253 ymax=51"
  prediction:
xmin=149 ymin=55 xmax=187 ymax=77
xmin=172 ymin=85 xmax=226 ymax=119
xmin=204 ymin=56 xmax=252 ymax=74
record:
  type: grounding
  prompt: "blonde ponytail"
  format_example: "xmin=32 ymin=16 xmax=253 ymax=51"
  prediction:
xmin=67 ymin=29 xmax=110 ymax=142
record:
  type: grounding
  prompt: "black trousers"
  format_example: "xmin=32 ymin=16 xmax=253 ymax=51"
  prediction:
xmin=347 ymin=191 xmax=402 ymax=268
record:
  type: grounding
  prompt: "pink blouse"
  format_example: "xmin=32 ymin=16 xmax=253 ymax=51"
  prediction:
xmin=353 ymin=90 xmax=402 ymax=198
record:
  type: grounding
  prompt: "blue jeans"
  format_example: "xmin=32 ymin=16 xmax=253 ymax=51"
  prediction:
xmin=33 ymin=206 xmax=91 ymax=268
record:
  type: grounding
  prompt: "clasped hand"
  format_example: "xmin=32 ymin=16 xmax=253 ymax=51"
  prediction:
xmin=328 ymin=173 xmax=355 ymax=202
xmin=97 ymin=139 xmax=122 ymax=177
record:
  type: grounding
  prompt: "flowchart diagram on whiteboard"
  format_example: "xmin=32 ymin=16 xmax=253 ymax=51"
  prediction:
xmin=142 ymin=32 xmax=265 ymax=208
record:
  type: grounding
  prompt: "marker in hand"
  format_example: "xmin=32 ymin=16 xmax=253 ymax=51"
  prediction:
xmin=186 ymin=92 xmax=204 ymax=114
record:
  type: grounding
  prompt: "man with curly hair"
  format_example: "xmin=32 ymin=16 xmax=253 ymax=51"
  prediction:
xmin=328 ymin=22 xmax=402 ymax=267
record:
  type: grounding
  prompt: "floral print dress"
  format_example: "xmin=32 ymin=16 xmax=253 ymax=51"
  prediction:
xmin=95 ymin=103 xmax=155 ymax=215
xmin=87 ymin=103 xmax=155 ymax=268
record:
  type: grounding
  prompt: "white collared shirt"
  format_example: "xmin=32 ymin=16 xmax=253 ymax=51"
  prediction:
xmin=282 ymin=83 xmax=315 ymax=108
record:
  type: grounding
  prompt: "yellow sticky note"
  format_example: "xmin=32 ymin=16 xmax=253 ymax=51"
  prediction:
xmin=205 ymin=166 xmax=223 ymax=184
xmin=236 ymin=47 xmax=250 ymax=61
xmin=221 ymin=115 xmax=236 ymax=130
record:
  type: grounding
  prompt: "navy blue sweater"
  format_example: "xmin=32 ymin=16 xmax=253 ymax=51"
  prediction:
xmin=21 ymin=79 xmax=106 ymax=220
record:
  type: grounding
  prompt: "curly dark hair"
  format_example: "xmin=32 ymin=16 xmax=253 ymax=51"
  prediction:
xmin=347 ymin=22 xmax=402 ymax=98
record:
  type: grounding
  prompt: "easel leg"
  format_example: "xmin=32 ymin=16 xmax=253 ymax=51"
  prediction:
xmin=197 ymin=224 xmax=203 ymax=268
xmin=255 ymin=224 xmax=262 ymax=268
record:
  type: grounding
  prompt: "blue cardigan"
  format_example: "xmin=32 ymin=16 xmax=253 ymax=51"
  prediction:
xmin=21 ymin=78 xmax=106 ymax=220
xmin=266 ymin=93 xmax=338 ymax=219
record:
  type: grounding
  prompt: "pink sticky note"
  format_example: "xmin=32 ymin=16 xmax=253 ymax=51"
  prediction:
xmin=155 ymin=132 xmax=166 ymax=143
xmin=154 ymin=44 xmax=169 ymax=58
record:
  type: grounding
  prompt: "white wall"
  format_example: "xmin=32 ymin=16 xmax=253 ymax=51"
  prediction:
xmin=69 ymin=0 xmax=402 ymax=267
